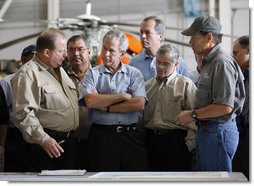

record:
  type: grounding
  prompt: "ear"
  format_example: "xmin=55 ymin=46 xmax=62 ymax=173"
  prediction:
xmin=120 ymin=50 xmax=126 ymax=57
xmin=159 ymin=34 xmax=164 ymax=42
xmin=175 ymin=60 xmax=179 ymax=67
xmin=88 ymin=48 xmax=92 ymax=57
xmin=246 ymin=47 xmax=249 ymax=55
xmin=207 ymin=32 xmax=213 ymax=43
xmin=44 ymin=49 xmax=51 ymax=58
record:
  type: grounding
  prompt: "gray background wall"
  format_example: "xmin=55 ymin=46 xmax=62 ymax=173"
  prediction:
xmin=0 ymin=0 xmax=249 ymax=73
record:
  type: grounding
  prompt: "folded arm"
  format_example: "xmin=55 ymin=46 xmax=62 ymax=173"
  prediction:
xmin=84 ymin=93 xmax=132 ymax=109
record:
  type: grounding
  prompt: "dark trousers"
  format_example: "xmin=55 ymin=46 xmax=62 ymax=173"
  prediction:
xmin=4 ymin=127 xmax=30 ymax=172
xmin=24 ymin=130 xmax=76 ymax=172
xmin=146 ymin=129 xmax=192 ymax=171
xmin=74 ymin=138 xmax=90 ymax=171
xmin=232 ymin=129 xmax=249 ymax=180
xmin=88 ymin=124 xmax=149 ymax=171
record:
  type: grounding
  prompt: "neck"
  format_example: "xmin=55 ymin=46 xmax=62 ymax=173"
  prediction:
xmin=106 ymin=63 xmax=121 ymax=74
xmin=72 ymin=64 xmax=88 ymax=81
xmin=145 ymin=46 xmax=160 ymax=57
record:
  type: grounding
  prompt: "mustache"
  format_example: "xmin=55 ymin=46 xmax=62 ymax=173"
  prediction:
xmin=71 ymin=57 xmax=82 ymax=61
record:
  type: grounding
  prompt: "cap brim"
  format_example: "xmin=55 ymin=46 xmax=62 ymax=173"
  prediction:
xmin=181 ymin=27 xmax=197 ymax=36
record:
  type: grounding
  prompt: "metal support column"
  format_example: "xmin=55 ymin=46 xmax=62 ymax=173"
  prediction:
xmin=47 ymin=0 xmax=60 ymax=28
xmin=218 ymin=0 xmax=232 ymax=51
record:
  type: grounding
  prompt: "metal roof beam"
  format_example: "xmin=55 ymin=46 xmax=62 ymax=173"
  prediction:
xmin=0 ymin=0 xmax=13 ymax=22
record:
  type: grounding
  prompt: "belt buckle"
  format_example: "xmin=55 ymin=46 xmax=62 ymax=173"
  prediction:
xmin=116 ymin=126 xmax=123 ymax=133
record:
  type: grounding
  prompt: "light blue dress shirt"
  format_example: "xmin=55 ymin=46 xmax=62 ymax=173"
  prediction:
xmin=79 ymin=63 xmax=146 ymax=126
xmin=0 ymin=73 xmax=16 ymax=127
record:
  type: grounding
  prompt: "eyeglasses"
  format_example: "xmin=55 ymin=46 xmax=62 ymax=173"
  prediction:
xmin=67 ymin=47 xmax=87 ymax=53
xmin=156 ymin=60 xmax=173 ymax=68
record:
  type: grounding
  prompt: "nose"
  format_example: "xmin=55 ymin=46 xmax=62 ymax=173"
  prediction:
xmin=189 ymin=36 xmax=194 ymax=45
xmin=104 ymin=50 xmax=110 ymax=57
xmin=63 ymin=50 xmax=67 ymax=58
xmin=74 ymin=49 xmax=80 ymax=55
xmin=140 ymin=32 xmax=146 ymax=39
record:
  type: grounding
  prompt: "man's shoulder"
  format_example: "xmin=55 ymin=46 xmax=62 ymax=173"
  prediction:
xmin=125 ymin=64 xmax=143 ymax=74
xmin=129 ymin=51 xmax=145 ymax=65
xmin=19 ymin=60 xmax=38 ymax=72
xmin=89 ymin=64 xmax=103 ymax=73
xmin=175 ymin=73 xmax=196 ymax=86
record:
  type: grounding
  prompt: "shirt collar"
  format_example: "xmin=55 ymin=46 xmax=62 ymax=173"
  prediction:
xmin=34 ymin=54 xmax=51 ymax=71
xmin=142 ymin=50 xmax=154 ymax=60
xmin=203 ymin=43 xmax=222 ymax=64
xmin=99 ymin=61 xmax=127 ymax=74
xmin=66 ymin=65 xmax=78 ymax=78
xmin=156 ymin=70 xmax=177 ymax=84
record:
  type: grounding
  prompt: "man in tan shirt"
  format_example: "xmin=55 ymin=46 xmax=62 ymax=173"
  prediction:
xmin=142 ymin=44 xmax=197 ymax=171
xmin=11 ymin=28 xmax=79 ymax=171
xmin=66 ymin=34 xmax=91 ymax=170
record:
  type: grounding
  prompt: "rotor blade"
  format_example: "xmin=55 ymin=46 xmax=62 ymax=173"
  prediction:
xmin=0 ymin=32 xmax=41 ymax=50
xmin=101 ymin=21 xmax=140 ymax=27
xmin=0 ymin=27 xmax=71 ymax=50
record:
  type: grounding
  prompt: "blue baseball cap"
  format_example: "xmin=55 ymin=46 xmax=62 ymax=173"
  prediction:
xmin=21 ymin=44 xmax=36 ymax=56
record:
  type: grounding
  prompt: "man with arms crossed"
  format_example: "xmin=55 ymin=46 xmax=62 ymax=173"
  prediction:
xmin=79 ymin=29 xmax=148 ymax=171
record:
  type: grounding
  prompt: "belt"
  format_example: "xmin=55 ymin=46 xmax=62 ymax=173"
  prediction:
xmin=74 ymin=138 xmax=87 ymax=143
xmin=146 ymin=128 xmax=186 ymax=135
xmin=44 ymin=128 xmax=74 ymax=139
xmin=196 ymin=120 xmax=218 ymax=128
xmin=92 ymin=123 xmax=137 ymax=133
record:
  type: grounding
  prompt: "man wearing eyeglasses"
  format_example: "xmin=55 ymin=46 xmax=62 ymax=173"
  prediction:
xmin=66 ymin=34 xmax=92 ymax=171
xmin=141 ymin=44 xmax=197 ymax=171
xmin=129 ymin=16 xmax=188 ymax=82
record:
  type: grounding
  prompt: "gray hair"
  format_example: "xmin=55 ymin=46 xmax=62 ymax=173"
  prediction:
xmin=142 ymin=16 xmax=165 ymax=35
xmin=102 ymin=29 xmax=128 ymax=51
xmin=157 ymin=44 xmax=180 ymax=63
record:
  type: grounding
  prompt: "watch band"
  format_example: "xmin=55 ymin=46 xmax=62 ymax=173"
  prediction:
xmin=191 ymin=110 xmax=198 ymax=121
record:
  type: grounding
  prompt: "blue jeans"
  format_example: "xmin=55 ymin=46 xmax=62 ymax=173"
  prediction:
xmin=195 ymin=119 xmax=239 ymax=171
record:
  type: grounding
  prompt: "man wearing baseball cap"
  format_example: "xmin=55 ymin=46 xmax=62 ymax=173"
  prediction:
xmin=175 ymin=15 xmax=245 ymax=172
xmin=21 ymin=44 xmax=36 ymax=64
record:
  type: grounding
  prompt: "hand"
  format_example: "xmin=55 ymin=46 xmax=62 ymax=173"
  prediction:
xmin=41 ymin=137 xmax=64 ymax=158
xmin=122 ymin=93 xmax=132 ymax=100
xmin=90 ymin=86 xmax=98 ymax=94
xmin=176 ymin=110 xmax=193 ymax=127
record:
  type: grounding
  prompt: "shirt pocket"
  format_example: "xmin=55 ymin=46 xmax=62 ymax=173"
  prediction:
xmin=162 ymin=97 xmax=182 ymax=124
xmin=195 ymin=89 xmax=209 ymax=108
xmin=42 ymin=85 xmax=70 ymax=110
xmin=196 ymin=74 xmax=210 ymax=108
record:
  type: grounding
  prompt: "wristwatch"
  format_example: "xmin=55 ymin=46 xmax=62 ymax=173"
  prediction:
xmin=191 ymin=110 xmax=198 ymax=121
